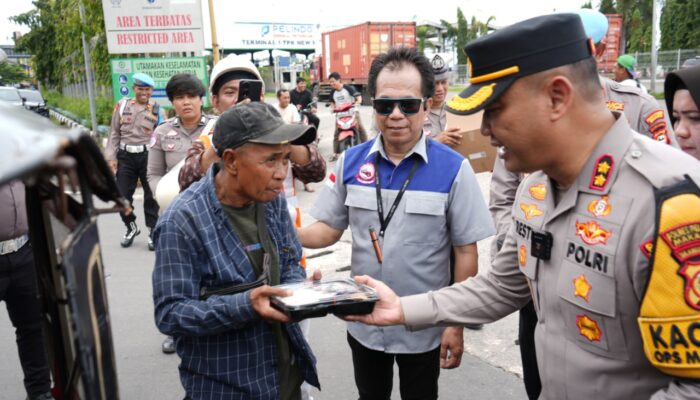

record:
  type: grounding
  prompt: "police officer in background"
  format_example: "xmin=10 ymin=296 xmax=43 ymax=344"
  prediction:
xmin=423 ymin=54 xmax=463 ymax=148
xmin=349 ymin=13 xmax=700 ymax=399
xmin=105 ymin=72 xmax=164 ymax=249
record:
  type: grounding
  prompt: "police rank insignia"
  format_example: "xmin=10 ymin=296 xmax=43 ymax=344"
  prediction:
xmin=660 ymin=221 xmax=700 ymax=310
xmin=587 ymin=195 xmax=612 ymax=217
xmin=573 ymin=274 xmax=592 ymax=302
xmin=606 ymin=101 xmax=625 ymax=111
xmin=589 ymin=154 xmax=614 ymax=191
xmin=640 ymin=239 xmax=654 ymax=259
xmin=529 ymin=183 xmax=547 ymax=200
xmin=519 ymin=245 xmax=527 ymax=267
xmin=520 ymin=203 xmax=544 ymax=220
xmin=576 ymin=314 xmax=602 ymax=342
xmin=575 ymin=220 xmax=612 ymax=245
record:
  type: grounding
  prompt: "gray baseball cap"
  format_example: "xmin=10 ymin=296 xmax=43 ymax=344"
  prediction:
xmin=213 ymin=102 xmax=317 ymax=155
xmin=431 ymin=55 xmax=450 ymax=81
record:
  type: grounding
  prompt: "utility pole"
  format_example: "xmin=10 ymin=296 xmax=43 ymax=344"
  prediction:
xmin=650 ymin=0 xmax=660 ymax=93
xmin=208 ymin=0 xmax=220 ymax=63
xmin=79 ymin=2 xmax=98 ymax=137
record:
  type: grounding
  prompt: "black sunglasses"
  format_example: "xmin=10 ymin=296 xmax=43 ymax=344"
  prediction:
xmin=372 ymin=97 xmax=425 ymax=116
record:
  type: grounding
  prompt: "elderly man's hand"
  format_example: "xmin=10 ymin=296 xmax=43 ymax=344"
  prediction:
xmin=250 ymin=285 xmax=292 ymax=323
xmin=434 ymin=128 xmax=462 ymax=148
xmin=343 ymin=275 xmax=405 ymax=326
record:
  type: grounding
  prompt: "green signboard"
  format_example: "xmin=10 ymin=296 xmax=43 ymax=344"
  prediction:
xmin=110 ymin=57 xmax=209 ymax=108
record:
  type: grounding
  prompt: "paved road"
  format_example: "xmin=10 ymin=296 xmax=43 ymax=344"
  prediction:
xmin=0 ymin=104 xmax=527 ymax=399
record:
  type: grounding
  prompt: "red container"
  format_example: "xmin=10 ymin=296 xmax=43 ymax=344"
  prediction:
xmin=598 ymin=14 xmax=623 ymax=74
xmin=313 ymin=21 xmax=416 ymax=102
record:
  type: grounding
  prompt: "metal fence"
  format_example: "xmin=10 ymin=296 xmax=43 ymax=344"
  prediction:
xmin=447 ymin=49 xmax=700 ymax=92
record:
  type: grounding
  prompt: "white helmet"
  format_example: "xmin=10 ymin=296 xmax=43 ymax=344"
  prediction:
xmin=209 ymin=55 xmax=263 ymax=95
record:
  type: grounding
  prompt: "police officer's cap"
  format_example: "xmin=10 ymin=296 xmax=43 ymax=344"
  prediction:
xmin=446 ymin=13 xmax=595 ymax=116
xmin=431 ymin=55 xmax=449 ymax=81
xmin=133 ymin=73 xmax=155 ymax=88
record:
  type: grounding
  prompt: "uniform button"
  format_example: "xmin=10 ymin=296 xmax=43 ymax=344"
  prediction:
xmin=631 ymin=150 xmax=642 ymax=158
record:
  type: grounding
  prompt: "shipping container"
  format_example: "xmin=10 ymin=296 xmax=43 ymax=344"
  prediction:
xmin=311 ymin=21 xmax=416 ymax=103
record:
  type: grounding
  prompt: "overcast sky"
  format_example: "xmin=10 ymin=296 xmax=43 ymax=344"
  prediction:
xmin=1 ymin=0 xmax=589 ymax=46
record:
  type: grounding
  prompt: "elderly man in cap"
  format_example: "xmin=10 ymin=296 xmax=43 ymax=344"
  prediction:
xmin=423 ymin=54 xmax=462 ymax=148
xmin=105 ymin=72 xmax=165 ymax=248
xmin=152 ymin=102 xmax=320 ymax=400
xmin=348 ymin=13 xmax=700 ymax=399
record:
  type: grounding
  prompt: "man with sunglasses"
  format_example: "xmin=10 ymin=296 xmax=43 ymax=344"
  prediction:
xmin=299 ymin=47 xmax=494 ymax=400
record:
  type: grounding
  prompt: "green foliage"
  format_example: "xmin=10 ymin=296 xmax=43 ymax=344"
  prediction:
xmin=12 ymin=0 xmax=111 ymax=89
xmin=0 ymin=62 xmax=28 ymax=84
xmin=660 ymin=0 xmax=700 ymax=50
xmin=581 ymin=1 xmax=593 ymax=9
xmin=44 ymin=90 xmax=114 ymax=127
xmin=598 ymin=0 xmax=617 ymax=13
xmin=456 ymin=8 xmax=468 ymax=65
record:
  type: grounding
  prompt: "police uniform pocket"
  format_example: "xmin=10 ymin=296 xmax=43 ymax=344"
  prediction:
xmin=558 ymin=259 xmax=629 ymax=360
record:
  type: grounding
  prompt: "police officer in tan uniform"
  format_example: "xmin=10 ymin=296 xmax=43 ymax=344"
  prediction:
xmin=423 ymin=54 xmax=463 ymax=148
xmin=105 ymin=72 xmax=164 ymax=248
xmin=349 ymin=14 xmax=700 ymax=399
xmin=488 ymin=11 xmax=678 ymax=398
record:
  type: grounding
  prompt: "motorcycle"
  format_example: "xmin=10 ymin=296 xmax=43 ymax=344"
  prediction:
xmin=332 ymin=102 xmax=361 ymax=153
xmin=299 ymin=101 xmax=318 ymax=128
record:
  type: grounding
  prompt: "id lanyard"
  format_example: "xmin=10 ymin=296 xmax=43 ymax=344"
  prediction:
xmin=374 ymin=153 xmax=419 ymax=237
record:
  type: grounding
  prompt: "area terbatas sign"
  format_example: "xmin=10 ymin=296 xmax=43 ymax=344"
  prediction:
xmin=102 ymin=0 xmax=204 ymax=54
xmin=221 ymin=22 xmax=319 ymax=50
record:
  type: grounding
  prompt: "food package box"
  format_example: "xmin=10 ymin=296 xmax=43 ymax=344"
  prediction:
xmin=271 ymin=278 xmax=378 ymax=321
xmin=445 ymin=110 xmax=497 ymax=174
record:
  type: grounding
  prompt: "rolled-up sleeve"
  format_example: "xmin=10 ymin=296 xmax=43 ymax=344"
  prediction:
xmin=448 ymin=160 xmax=496 ymax=245
xmin=310 ymin=154 xmax=350 ymax=231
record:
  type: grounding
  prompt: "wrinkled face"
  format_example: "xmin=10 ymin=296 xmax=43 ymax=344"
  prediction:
xmin=278 ymin=91 xmax=291 ymax=108
xmin=212 ymin=79 xmax=240 ymax=113
xmin=226 ymin=143 xmax=291 ymax=203
xmin=329 ymin=77 xmax=343 ymax=91
xmin=613 ymin=64 xmax=629 ymax=82
xmin=374 ymin=64 xmax=429 ymax=153
xmin=297 ymin=80 xmax=307 ymax=92
xmin=432 ymin=78 xmax=449 ymax=107
xmin=481 ymin=78 xmax=550 ymax=173
xmin=672 ymin=89 xmax=700 ymax=160
xmin=133 ymin=85 xmax=153 ymax=104
xmin=172 ymin=94 xmax=202 ymax=121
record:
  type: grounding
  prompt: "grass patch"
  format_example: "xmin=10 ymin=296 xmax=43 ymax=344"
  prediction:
xmin=44 ymin=90 xmax=114 ymax=128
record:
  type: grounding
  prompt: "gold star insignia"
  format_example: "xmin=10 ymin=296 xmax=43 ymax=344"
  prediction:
xmin=573 ymin=274 xmax=592 ymax=302
xmin=593 ymin=174 xmax=607 ymax=187
xmin=597 ymin=161 xmax=611 ymax=174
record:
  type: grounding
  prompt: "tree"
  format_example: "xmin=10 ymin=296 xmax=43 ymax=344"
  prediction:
xmin=0 ymin=62 xmax=28 ymax=84
xmin=416 ymin=25 xmax=438 ymax=54
xmin=660 ymin=0 xmax=700 ymax=50
xmin=598 ymin=0 xmax=617 ymax=14
xmin=12 ymin=0 xmax=111 ymax=89
xmin=581 ymin=1 xmax=593 ymax=9
xmin=456 ymin=8 xmax=468 ymax=65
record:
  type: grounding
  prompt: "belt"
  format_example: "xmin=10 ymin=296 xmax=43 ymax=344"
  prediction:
xmin=0 ymin=234 xmax=29 ymax=255
xmin=119 ymin=143 xmax=148 ymax=153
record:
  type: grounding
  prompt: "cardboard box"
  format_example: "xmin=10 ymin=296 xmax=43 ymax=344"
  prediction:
xmin=445 ymin=110 xmax=497 ymax=174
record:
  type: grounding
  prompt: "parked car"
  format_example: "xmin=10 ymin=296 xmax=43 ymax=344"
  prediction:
xmin=0 ymin=86 xmax=24 ymax=107
xmin=19 ymin=88 xmax=49 ymax=117
xmin=0 ymin=101 xmax=128 ymax=399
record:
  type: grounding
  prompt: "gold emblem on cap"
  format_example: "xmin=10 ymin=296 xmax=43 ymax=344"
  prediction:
xmin=447 ymin=83 xmax=496 ymax=112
